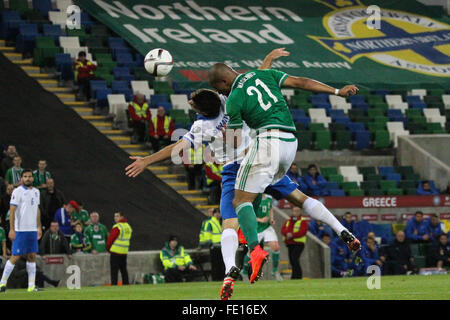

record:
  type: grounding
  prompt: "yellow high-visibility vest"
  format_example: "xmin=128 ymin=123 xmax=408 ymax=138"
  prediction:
xmin=152 ymin=116 xmax=171 ymax=134
xmin=130 ymin=102 xmax=149 ymax=119
xmin=205 ymin=216 xmax=222 ymax=246
xmin=205 ymin=163 xmax=223 ymax=186
xmin=187 ymin=145 xmax=204 ymax=165
xmin=109 ymin=222 xmax=132 ymax=254
xmin=199 ymin=218 xmax=211 ymax=247
xmin=283 ymin=217 xmax=307 ymax=243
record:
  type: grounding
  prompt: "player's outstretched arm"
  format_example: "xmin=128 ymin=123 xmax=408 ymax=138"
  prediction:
xmin=125 ymin=139 xmax=189 ymax=178
xmin=283 ymin=76 xmax=358 ymax=97
xmin=258 ymin=48 xmax=290 ymax=70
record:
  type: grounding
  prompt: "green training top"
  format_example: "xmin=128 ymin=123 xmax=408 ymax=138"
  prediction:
xmin=256 ymin=195 xmax=273 ymax=233
xmin=84 ymin=223 xmax=109 ymax=253
xmin=225 ymin=69 xmax=295 ymax=133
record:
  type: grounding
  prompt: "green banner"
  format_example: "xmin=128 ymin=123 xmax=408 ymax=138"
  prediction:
xmin=76 ymin=0 xmax=450 ymax=88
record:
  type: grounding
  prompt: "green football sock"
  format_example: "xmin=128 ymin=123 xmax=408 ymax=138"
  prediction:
xmin=236 ymin=202 xmax=259 ymax=251
xmin=272 ymin=251 xmax=280 ymax=273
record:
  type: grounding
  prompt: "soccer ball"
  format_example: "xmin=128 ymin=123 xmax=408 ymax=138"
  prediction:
xmin=144 ymin=48 xmax=173 ymax=77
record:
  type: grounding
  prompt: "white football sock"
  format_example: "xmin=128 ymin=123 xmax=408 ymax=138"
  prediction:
xmin=26 ymin=262 xmax=36 ymax=288
xmin=221 ymin=228 xmax=238 ymax=274
xmin=303 ymin=197 xmax=346 ymax=235
xmin=0 ymin=260 xmax=15 ymax=285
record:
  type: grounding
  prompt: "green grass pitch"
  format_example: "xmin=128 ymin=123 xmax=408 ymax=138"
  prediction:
xmin=1 ymin=275 xmax=449 ymax=300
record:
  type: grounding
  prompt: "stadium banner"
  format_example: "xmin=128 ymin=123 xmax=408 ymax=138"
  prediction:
xmin=75 ymin=0 xmax=450 ymax=87
xmin=278 ymin=194 xmax=450 ymax=209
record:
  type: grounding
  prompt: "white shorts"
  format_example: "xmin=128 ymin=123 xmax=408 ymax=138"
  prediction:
xmin=235 ymin=131 xmax=297 ymax=194
xmin=258 ymin=226 xmax=278 ymax=243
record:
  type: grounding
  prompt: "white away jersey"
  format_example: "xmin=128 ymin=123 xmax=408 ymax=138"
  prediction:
xmin=10 ymin=185 xmax=40 ymax=231
xmin=183 ymin=95 xmax=252 ymax=165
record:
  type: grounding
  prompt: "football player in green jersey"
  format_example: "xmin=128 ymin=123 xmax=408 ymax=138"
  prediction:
xmin=208 ymin=63 xmax=359 ymax=283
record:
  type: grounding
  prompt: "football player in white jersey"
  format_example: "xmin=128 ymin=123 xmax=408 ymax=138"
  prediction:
xmin=0 ymin=169 xmax=42 ymax=292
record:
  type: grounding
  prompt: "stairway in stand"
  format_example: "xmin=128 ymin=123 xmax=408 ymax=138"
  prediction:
xmin=3 ymin=46 xmax=215 ymax=213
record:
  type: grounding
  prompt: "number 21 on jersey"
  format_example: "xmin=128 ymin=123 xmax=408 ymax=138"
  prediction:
xmin=246 ymin=79 xmax=278 ymax=111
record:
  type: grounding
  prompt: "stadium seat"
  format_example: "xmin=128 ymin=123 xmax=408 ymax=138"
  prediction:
xmin=359 ymin=166 xmax=376 ymax=176
xmin=150 ymin=94 xmax=169 ymax=107
xmin=296 ymin=131 xmax=312 ymax=150
xmin=329 ymin=189 xmax=345 ymax=197
xmin=1 ymin=11 xmax=25 ymax=41
xmin=361 ymin=181 xmax=378 ymax=192
xmin=339 ymin=166 xmax=363 ymax=185
xmin=32 ymin=0 xmax=52 ymax=17
xmin=59 ymin=36 xmax=80 ymax=49
xmin=89 ymin=80 xmax=107 ymax=100
xmin=341 ymin=182 xmax=359 ymax=192
xmin=55 ymin=0 xmax=73 ymax=11
xmin=348 ymin=189 xmax=364 ymax=196
xmin=379 ymin=180 xmax=397 ymax=191
xmin=374 ymin=130 xmax=390 ymax=149
xmin=354 ymin=131 xmax=371 ymax=149
xmin=33 ymin=36 xmax=61 ymax=67
xmin=16 ymin=23 xmax=39 ymax=54
xmin=327 ymin=174 xmax=344 ymax=184
xmin=367 ymin=189 xmax=384 ymax=196
xmin=397 ymin=166 xmax=414 ymax=177
xmin=9 ymin=0 xmax=29 ymax=15
xmin=410 ymin=89 xmax=426 ymax=100
xmin=54 ymin=53 xmax=74 ymax=81
xmin=320 ymin=167 xmax=338 ymax=179
xmin=366 ymin=174 xmax=382 ymax=182
xmin=130 ymin=80 xmax=154 ymax=99
xmin=334 ymin=130 xmax=351 ymax=150
xmin=385 ymin=173 xmax=402 ymax=181
xmin=96 ymin=88 xmax=113 ymax=107
xmin=281 ymin=89 xmax=295 ymax=102
xmin=386 ymin=95 xmax=408 ymax=113
xmin=347 ymin=122 xmax=365 ymax=132
xmin=48 ymin=11 xmax=68 ymax=29
xmin=314 ymin=131 xmax=331 ymax=150
xmin=423 ymin=108 xmax=446 ymax=126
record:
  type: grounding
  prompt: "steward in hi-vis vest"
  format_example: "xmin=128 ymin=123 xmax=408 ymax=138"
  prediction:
xmin=107 ymin=212 xmax=132 ymax=285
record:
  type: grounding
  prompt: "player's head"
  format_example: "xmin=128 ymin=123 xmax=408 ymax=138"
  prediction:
xmin=208 ymin=63 xmax=239 ymax=96
xmin=21 ymin=169 xmax=33 ymax=187
xmin=189 ymin=89 xmax=221 ymax=118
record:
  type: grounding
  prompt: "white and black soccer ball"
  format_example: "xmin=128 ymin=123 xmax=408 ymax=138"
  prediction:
xmin=144 ymin=48 xmax=173 ymax=76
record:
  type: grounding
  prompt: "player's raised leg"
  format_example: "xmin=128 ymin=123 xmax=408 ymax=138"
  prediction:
xmin=0 ymin=255 xmax=20 ymax=292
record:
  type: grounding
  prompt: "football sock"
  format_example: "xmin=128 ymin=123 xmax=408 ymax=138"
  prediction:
xmin=221 ymin=228 xmax=238 ymax=274
xmin=0 ymin=260 xmax=15 ymax=285
xmin=26 ymin=262 xmax=36 ymax=289
xmin=236 ymin=202 xmax=259 ymax=251
xmin=272 ymin=251 xmax=280 ymax=273
xmin=303 ymin=198 xmax=346 ymax=235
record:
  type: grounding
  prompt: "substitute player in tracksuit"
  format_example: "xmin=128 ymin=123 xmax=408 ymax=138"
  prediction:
xmin=0 ymin=169 xmax=42 ymax=292
xmin=125 ymin=49 xmax=360 ymax=300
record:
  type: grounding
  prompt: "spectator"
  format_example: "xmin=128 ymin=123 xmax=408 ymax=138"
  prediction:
xmin=426 ymin=214 xmax=444 ymax=242
xmin=32 ymin=160 xmax=51 ymax=190
xmin=160 ymin=235 xmax=197 ymax=283
xmin=4 ymin=155 xmax=23 ymax=188
xmin=128 ymin=93 xmax=151 ymax=144
xmin=70 ymin=223 xmax=92 ymax=254
xmin=149 ymin=106 xmax=175 ymax=152
xmin=286 ymin=163 xmax=308 ymax=192
xmin=416 ymin=180 xmax=439 ymax=195
xmin=0 ymin=145 xmax=17 ymax=177
xmin=441 ymin=181 xmax=450 ymax=195
xmin=198 ymin=208 xmax=213 ymax=249
xmin=39 ymin=221 xmax=72 ymax=256
xmin=71 ymin=201 xmax=90 ymax=228
xmin=381 ymin=231 xmax=417 ymax=275
xmin=303 ymin=164 xmax=328 ymax=196
xmin=203 ymin=208 xmax=224 ymax=281
xmin=205 ymin=162 xmax=222 ymax=205
xmin=0 ymin=184 xmax=14 ymax=227
xmin=106 ymin=212 xmax=132 ymax=286
xmin=405 ymin=211 xmax=431 ymax=243
xmin=428 ymin=234 xmax=450 ymax=269
xmin=341 ymin=211 xmax=355 ymax=234
xmin=329 ymin=237 xmax=356 ymax=277
xmin=73 ymin=51 xmax=97 ymax=101
xmin=309 ymin=219 xmax=334 ymax=239
xmin=39 ymin=178 xmax=66 ymax=231
xmin=53 ymin=201 xmax=78 ymax=242
xmin=281 ymin=206 xmax=308 ymax=279
xmin=0 ymin=216 xmax=7 ymax=262
xmin=83 ymin=212 xmax=109 ymax=254
xmin=361 ymin=234 xmax=384 ymax=275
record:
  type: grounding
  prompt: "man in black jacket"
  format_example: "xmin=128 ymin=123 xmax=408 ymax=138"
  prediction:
xmin=39 ymin=221 xmax=72 ymax=257
xmin=381 ymin=230 xmax=417 ymax=275
xmin=428 ymin=234 xmax=450 ymax=269
xmin=39 ymin=178 xmax=66 ymax=231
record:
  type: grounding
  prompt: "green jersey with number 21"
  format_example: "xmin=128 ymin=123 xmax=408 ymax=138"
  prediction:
xmin=225 ymin=69 xmax=295 ymax=133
